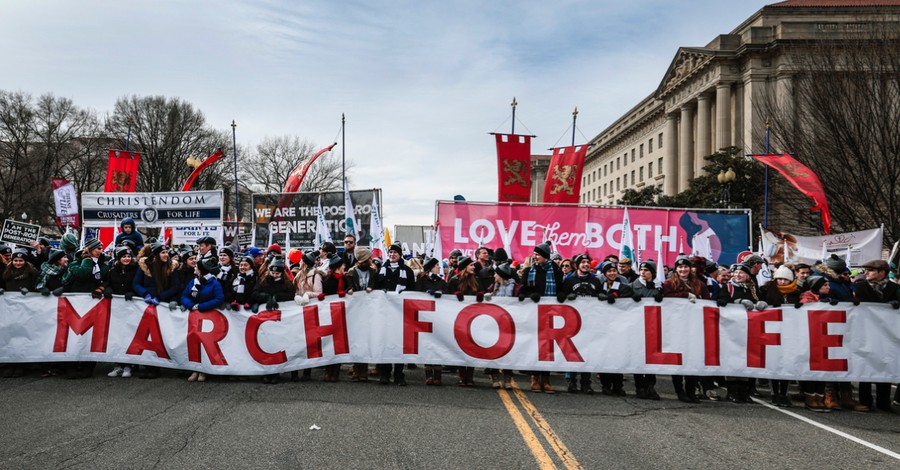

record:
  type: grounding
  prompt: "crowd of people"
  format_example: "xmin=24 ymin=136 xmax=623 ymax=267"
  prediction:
xmin=0 ymin=217 xmax=897 ymax=414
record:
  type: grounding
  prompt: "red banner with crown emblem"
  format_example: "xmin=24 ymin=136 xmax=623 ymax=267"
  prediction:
xmin=543 ymin=145 xmax=587 ymax=204
xmin=752 ymin=153 xmax=831 ymax=234
xmin=495 ymin=134 xmax=531 ymax=202
xmin=104 ymin=150 xmax=140 ymax=192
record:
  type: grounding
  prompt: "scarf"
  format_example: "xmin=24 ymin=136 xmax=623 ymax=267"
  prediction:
xmin=527 ymin=261 xmax=556 ymax=296
xmin=233 ymin=271 xmax=254 ymax=294
xmin=91 ymin=257 xmax=101 ymax=280
xmin=868 ymin=278 xmax=888 ymax=300
xmin=36 ymin=263 xmax=65 ymax=290
xmin=191 ymin=273 xmax=215 ymax=299
xmin=379 ymin=262 xmax=407 ymax=280
xmin=333 ymin=271 xmax=345 ymax=293
xmin=729 ymin=279 xmax=758 ymax=301
xmin=217 ymin=264 xmax=232 ymax=281
xmin=777 ymin=279 xmax=799 ymax=295
xmin=356 ymin=267 xmax=370 ymax=289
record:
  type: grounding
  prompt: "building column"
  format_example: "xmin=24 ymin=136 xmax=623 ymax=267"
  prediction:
xmin=743 ymin=77 xmax=768 ymax=154
xmin=679 ymin=105 xmax=694 ymax=192
xmin=696 ymin=94 xmax=711 ymax=175
xmin=664 ymin=113 xmax=679 ymax=196
xmin=716 ymin=83 xmax=732 ymax=151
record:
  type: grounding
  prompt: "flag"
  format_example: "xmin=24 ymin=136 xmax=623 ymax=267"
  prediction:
xmin=752 ymin=153 xmax=832 ymax=234
xmin=543 ymin=144 xmax=588 ymax=204
xmin=845 ymin=244 xmax=853 ymax=268
xmin=654 ymin=231 xmax=667 ymax=286
xmin=619 ymin=207 xmax=635 ymax=261
xmin=343 ymin=186 xmax=360 ymax=241
xmin=757 ymin=238 xmax=772 ymax=285
xmin=277 ymin=143 xmax=338 ymax=213
xmin=51 ymin=178 xmax=80 ymax=227
xmin=103 ymin=219 xmax=120 ymax=251
xmin=104 ymin=150 xmax=140 ymax=192
xmin=821 ymin=241 xmax=828 ymax=262
xmin=369 ymin=193 xmax=387 ymax=260
xmin=181 ymin=149 xmax=224 ymax=191
xmin=314 ymin=195 xmax=332 ymax=251
xmin=495 ymin=133 xmax=531 ymax=202
xmin=433 ymin=223 xmax=444 ymax=278
xmin=284 ymin=219 xmax=291 ymax=251
xmin=384 ymin=228 xmax=392 ymax=251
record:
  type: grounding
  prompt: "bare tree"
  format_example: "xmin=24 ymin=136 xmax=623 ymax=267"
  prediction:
xmin=241 ymin=135 xmax=348 ymax=193
xmin=764 ymin=21 xmax=900 ymax=244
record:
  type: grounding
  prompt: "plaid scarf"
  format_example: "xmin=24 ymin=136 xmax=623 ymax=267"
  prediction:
xmin=35 ymin=263 xmax=65 ymax=290
xmin=528 ymin=261 xmax=556 ymax=296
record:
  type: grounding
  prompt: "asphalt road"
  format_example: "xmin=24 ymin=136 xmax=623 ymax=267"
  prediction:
xmin=1 ymin=365 xmax=897 ymax=469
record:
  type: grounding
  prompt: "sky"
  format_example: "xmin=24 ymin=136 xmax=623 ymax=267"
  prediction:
xmin=0 ymin=0 xmax=764 ymax=229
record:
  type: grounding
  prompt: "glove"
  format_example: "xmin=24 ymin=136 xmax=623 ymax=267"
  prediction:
xmin=607 ymin=294 xmax=616 ymax=305
xmin=40 ymin=287 xmax=51 ymax=296
xmin=20 ymin=288 xmax=29 ymax=296
xmin=567 ymin=293 xmax=577 ymax=301
xmin=556 ymin=294 xmax=566 ymax=303
xmin=530 ymin=293 xmax=541 ymax=303
xmin=740 ymin=299 xmax=755 ymax=310
xmin=338 ymin=291 xmax=346 ymax=298
xmin=890 ymin=300 xmax=900 ymax=310
xmin=794 ymin=302 xmax=804 ymax=309
xmin=829 ymin=298 xmax=839 ymax=306
xmin=716 ymin=298 xmax=728 ymax=307
xmin=476 ymin=292 xmax=484 ymax=303
xmin=0 ymin=288 xmax=4 ymax=295
xmin=103 ymin=290 xmax=113 ymax=300
xmin=179 ymin=305 xmax=187 ymax=312
xmin=772 ymin=302 xmax=782 ymax=308
xmin=230 ymin=302 xmax=240 ymax=311
xmin=597 ymin=292 xmax=608 ymax=302
xmin=518 ymin=293 xmax=526 ymax=302
xmin=455 ymin=292 xmax=464 ymax=302
xmin=124 ymin=291 xmax=134 ymax=301
xmin=317 ymin=293 xmax=326 ymax=301
xmin=251 ymin=303 xmax=260 ymax=313
xmin=266 ymin=295 xmax=278 ymax=311
xmin=654 ymin=292 xmax=664 ymax=303
xmin=687 ymin=293 xmax=698 ymax=303
xmin=632 ymin=294 xmax=642 ymax=303
xmin=755 ymin=301 xmax=768 ymax=311
xmin=243 ymin=303 xmax=251 ymax=311
xmin=484 ymin=293 xmax=492 ymax=302
xmin=852 ymin=297 xmax=860 ymax=306
xmin=91 ymin=288 xmax=103 ymax=300
xmin=52 ymin=287 xmax=65 ymax=296
xmin=168 ymin=301 xmax=179 ymax=311
xmin=433 ymin=291 xmax=442 ymax=299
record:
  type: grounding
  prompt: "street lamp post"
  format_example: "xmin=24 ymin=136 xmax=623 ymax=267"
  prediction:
xmin=717 ymin=168 xmax=736 ymax=208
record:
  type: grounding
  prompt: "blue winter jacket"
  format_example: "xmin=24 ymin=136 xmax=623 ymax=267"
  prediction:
xmin=181 ymin=277 xmax=225 ymax=311
xmin=133 ymin=257 xmax=182 ymax=302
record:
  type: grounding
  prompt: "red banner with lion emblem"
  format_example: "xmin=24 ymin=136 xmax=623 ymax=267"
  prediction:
xmin=752 ymin=153 xmax=831 ymax=234
xmin=543 ymin=144 xmax=587 ymax=204
xmin=495 ymin=134 xmax=531 ymax=202
xmin=104 ymin=150 xmax=140 ymax=192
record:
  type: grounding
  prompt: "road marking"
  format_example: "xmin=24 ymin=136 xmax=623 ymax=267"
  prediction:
xmin=509 ymin=379 xmax=584 ymax=470
xmin=752 ymin=398 xmax=900 ymax=461
xmin=497 ymin=387 xmax=558 ymax=469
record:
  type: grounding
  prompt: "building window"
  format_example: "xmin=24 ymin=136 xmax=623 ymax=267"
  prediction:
xmin=658 ymin=157 xmax=663 ymax=173
xmin=623 ymin=174 xmax=628 ymax=189
xmin=617 ymin=157 xmax=620 ymax=170
xmin=631 ymin=170 xmax=635 ymax=185
xmin=648 ymin=162 xmax=653 ymax=178
xmin=603 ymin=166 xmax=607 ymax=177
xmin=649 ymin=138 xmax=653 ymax=153
xmin=630 ymin=149 xmax=635 ymax=163
xmin=616 ymin=178 xmax=620 ymax=191
xmin=582 ymin=176 xmax=586 ymax=187
xmin=640 ymin=144 xmax=644 ymax=158
xmin=658 ymin=133 xmax=663 ymax=149
xmin=639 ymin=167 xmax=644 ymax=182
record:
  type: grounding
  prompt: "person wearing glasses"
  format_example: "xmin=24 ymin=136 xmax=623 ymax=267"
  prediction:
xmin=341 ymin=235 xmax=357 ymax=270
xmin=560 ymin=258 xmax=574 ymax=280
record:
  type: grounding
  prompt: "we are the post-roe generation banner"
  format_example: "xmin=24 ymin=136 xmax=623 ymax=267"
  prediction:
xmin=1 ymin=293 xmax=897 ymax=381
xmin=437 ymin=202 xmax=751 ymax=266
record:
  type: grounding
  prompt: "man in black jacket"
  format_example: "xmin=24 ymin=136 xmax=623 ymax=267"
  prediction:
xmin=519 ymin=242 xmax=563 ymax=393
xmin=374 ymin=244 xmax=416 ymax=385
xmin=854 ymin=259 xmax=899 ymax=412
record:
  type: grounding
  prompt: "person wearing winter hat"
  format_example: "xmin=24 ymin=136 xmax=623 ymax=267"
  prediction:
xmin=59 ymin=233 xmax=80 ymax=262
xmin=229 ymin=256 xmax=257 ymax=311
xmin=251 ymin=256 xmax=295 ymax=384
xmin=196 ymin=236 xmax=218 ymax=262
xmin=854 ymin=259 xmax=899 ymax=412
xmin=559 ymin=254 xmax=603 ymax=394
xmin=446 ymin=249 xmax=462 ymax=282
xmin=177 ymin=247 xmax=198 ymax=295
xmin=415 ymin=257 xmax=447 ymax=294
xmin=374 ymin=243 xmax=416 ymax=386
xmin=246 ymin=247 xmax=265 ymax=268
xmin=814 ymin=254 xmax=854 ymax=302
xmin=181 ymin=257 xmax=225 ymax=383
xmin=318 ymin=254 xmax=349 ymax=382
xmin=115 ymin=217 xmax=144 ymax=250
xmin=664 ymin=255 xmax=711 ymax=403
xmin=345 ymin=246 xmax=379 ymax=383
xmin=1 ymin=248 xmax=37 ymax=294
xmin=519 ymin=242 xmax=563 ymax=393
xmin=131 ymin=243 xmax=181 ymax=379
xmin=35 ymin=249 xmax=69 ymax=297
xmin=595 ymin=260 xmax=633 ymax=395
xmin=760 ymin=265 xmax=801 ymax=407
xmin=216 ymin=247 xmax=238 ymax=304
xmin=629 ymin=259 xmax=664 ymax=400
xmin=103 ymin=245 xmax=141 ymax=379
xmin=66 ymin=239 xmax=110 ymax=297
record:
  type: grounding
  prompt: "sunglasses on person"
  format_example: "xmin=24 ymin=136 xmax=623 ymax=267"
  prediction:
xmin=343 ymin=240 xmax=354 ymax=245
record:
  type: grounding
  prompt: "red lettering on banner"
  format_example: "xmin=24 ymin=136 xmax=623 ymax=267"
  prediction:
xmin=187 ymin=309 xmax=229 ymax=365
xmin=403 ymin=299 xmax=435 ymax=354
xmin=303 ymin=303 xmax=350 ymax=359
xmin=747 ymin=309 xmax=782 ymax=368
xmin=454 ymin=304 xmax=516 ymax=360
xmin=808 ymin=310 xmax=848 ymax=372
xmin=643 ymin=306 xmax=682 ymax=365
xmin=246 ymin=310 xmax=287 ymax=365
xmin=53 ymin=297 xmax=111 ymax=353
xmin=703 ymin=306 xmax=721 ymax=366
xmin=125 ymin=305 xmax=170 ymax=359
xmin=537 ymin=305 xmax=584 ymax=362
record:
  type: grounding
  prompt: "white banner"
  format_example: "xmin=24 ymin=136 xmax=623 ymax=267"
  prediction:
xmin=52 ymin=180 xmax=79 ymax=221
xmin=81 ymin=191 xmax=224 ymax=227
xmin=1 ymin=293 xmax=897 ymax=381
xmin=171 ymin=226 xmax=224 ymax=246
xmin=761 ymin=227 xmax=884 ymax=266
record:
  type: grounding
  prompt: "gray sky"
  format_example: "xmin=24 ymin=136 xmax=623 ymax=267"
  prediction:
xmin=1 ymin=0 xmax=762 ymax=229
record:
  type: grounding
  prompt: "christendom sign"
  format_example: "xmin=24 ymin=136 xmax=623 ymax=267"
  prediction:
xmin=80 ymin=191 xmax=224 ymax=227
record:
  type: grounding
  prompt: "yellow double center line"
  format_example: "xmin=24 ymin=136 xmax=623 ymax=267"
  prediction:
xmin=497 ymin=378 xmax=583 ymax=470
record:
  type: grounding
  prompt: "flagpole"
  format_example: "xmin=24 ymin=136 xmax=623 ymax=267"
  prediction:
xmin=341 ymin=113 xmax=346 ymax=192
xmin=764 ymin=117 xmax=770 ymax=229
xmin=511 ymin=97 xmax=517 ymax=134
xmin=231 ymin=120 xmax=240 ymax=222
xmin=125 ymin=117 xmax=133 ymax=151
xmin=571 ymin=107 xmax=578 ymax=146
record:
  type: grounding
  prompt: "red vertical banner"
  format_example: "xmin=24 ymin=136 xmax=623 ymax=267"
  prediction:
xmin=752 ymin=153 xmax=831 ymax=234
xmin=495 ymin=134 xmax=531 ymax=202
xmin=543 ymin=144 xmax=587 ymax=204
xmin=104 ymin=150 xmax=140 ymax=192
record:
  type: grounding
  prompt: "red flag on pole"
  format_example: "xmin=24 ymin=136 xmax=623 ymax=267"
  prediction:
xmin=275 ymin=143 xmax=338 ymax=217
xmin=752 ymin=153 xmax=832 ymax=234
xmin=182 ymin=149 xmax=225 ymax=191
xmin=543 ymin=144 xmax=588 ymax=204
xmin=494 ymin=133 xmax=531 ymax=202
xmin=104 ymin=150 xmax=140 ymax=192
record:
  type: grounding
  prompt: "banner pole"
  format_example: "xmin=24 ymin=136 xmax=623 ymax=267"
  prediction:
xmin=764 ymin=117 xmax=770 ymax=229
xmin=511 ymin=97 xmax=517 ymax=135
xmin=231 ymin=120 xmax=240 ymax=223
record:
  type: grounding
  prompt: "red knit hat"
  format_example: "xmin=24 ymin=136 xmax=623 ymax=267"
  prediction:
xmin=267 ymin=244 xmax=282 ymax=254
xmin=288 ymin=248 xmax=303 ymax=265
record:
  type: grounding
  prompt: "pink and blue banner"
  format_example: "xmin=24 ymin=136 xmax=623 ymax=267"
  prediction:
xmin=436 ymin=202 xmax=751 ymax=266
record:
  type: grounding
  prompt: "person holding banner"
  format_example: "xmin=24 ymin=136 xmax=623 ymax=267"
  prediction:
xmin=178 ymin=248 xmax=198 ymax=295
xmin=229 ymin=256 xmax=257 ymax=311
xmin=321 ymin=255 xmax=349 ymax=382
xmin=665 ymin=255 xmax=711 ymax=403
xmin=2 ymin=249 xmax=36 ymax=294
xmin=561 ymin=254 xmax=603 ymax=394
xmin=66 ymin=239 xmax=110 ymax=298
xmin=374 ymin=244 xmax=416 ymax=386
xmin=182 ymin=257 xmax=225 ymax=384
xmin=35 ymin=250 xmax=68 ymax=297
xmin=448 ymin=255 xmax=482 ymax=387
xmin=216 ymin=247 xmax=238 ymax=304
xmin=854 ymin=259 xmax=899 ymax=412
xmin=595 ymin=260 xmax=634 ymax=396
xmin=132 ymin=243 xmax=182 ymax=380
xmin=519 ymin=243 xmax=563 ymax=393
xmin=104 ymin=247 xmax=138 ymax=301
xmin=346 ymin=247 xmax=379 ymax=383
xmin=252 ymin=257 xmax=295 ymax=384
xmin=761 ymin=265 xmax=802 ymax=407
xmin=630 ymin=260 xmax=664 ymax=400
